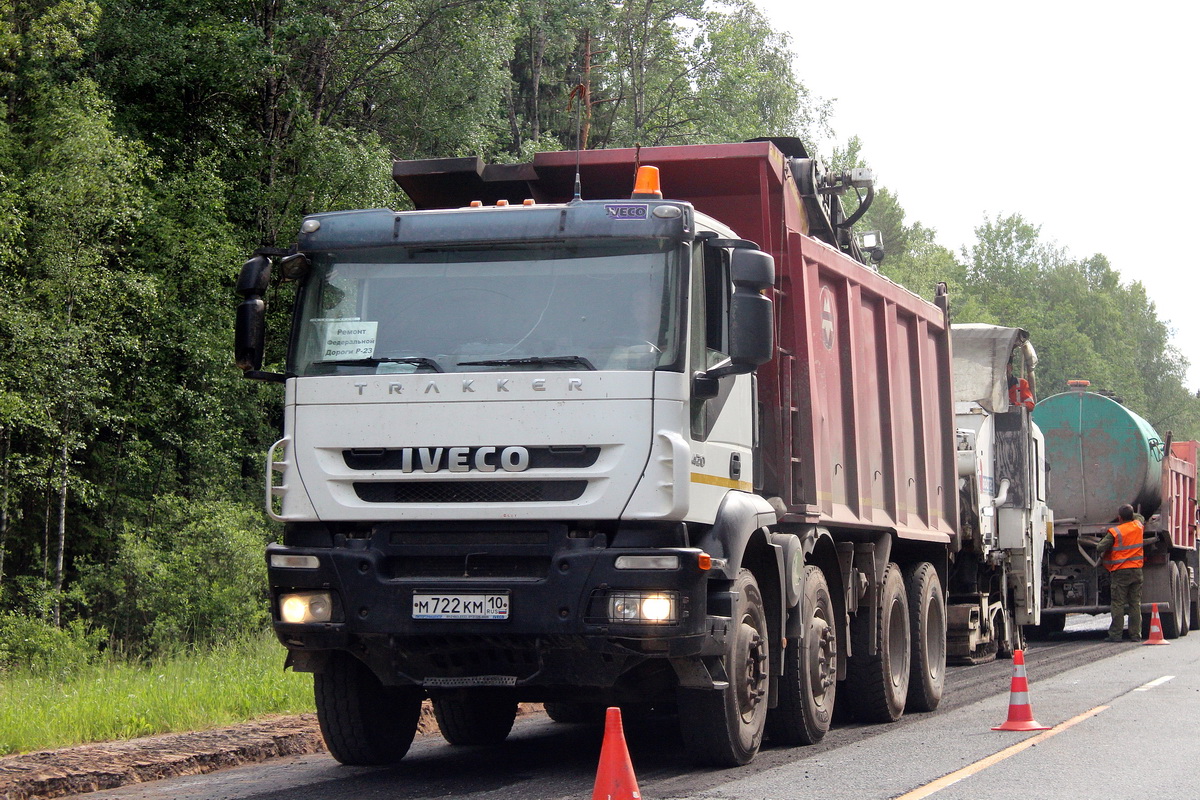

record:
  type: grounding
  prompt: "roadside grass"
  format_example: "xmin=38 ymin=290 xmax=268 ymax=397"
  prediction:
xmin=0 ymin=634 xmax=314 ymax=755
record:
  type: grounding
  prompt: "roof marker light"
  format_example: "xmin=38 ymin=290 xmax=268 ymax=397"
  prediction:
xmin=469 ymin=201 xmax=483 ymax=207
xmin=523 ymin=199 xmax=535 ymax=206
xmin=496 ymin=199 xmax=509 ymax=207
xmin=632 ymin=166 xmax=662 ymax=199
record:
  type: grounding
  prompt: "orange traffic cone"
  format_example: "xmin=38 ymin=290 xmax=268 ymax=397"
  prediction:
xmin=992 ymin=649 xmax=1051 ymax=731
xmin=1143 ymin=603 xmax=1170 ymax=646
xmin=592 ymin=707 xmax=641 ymax=800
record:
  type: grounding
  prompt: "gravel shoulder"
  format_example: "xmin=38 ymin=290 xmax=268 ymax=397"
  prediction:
xmin=2 ymin=702 xmax=549 ymax=800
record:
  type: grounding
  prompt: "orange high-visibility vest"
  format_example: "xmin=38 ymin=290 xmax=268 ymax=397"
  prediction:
xmin=1103 ymin=520 xmax=1145 ymax=571
xmin=1008 ymin=378 xmax=1034 ymax=411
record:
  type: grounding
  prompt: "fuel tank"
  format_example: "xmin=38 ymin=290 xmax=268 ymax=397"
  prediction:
xmin=1032 ymin=389 xmax=1164 ymax=524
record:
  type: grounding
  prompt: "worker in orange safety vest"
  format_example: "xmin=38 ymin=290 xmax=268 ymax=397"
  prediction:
xmin=1097 ymin=504 xmax=1145 ymax=642
xmin=1006 ymin=361 xmax=1034 ymax=411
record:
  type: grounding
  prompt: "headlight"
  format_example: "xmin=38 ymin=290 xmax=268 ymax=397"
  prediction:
xmin=279 ymin=591 xmax=332 ymax=623
xmin=608 ymin=591 xmax=677 ymax=624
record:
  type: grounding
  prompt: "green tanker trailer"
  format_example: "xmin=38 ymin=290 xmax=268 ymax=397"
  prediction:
xmin=1031 ymin=383 xmax=1198 ymax=638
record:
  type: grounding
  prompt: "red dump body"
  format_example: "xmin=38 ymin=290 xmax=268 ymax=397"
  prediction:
xmin=394 ymin=141 xmax=958 ymax=546
xmin=1165 ymin=441 xmax=1199 ymax=550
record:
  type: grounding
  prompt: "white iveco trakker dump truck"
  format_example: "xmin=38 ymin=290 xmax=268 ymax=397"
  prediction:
xmin=235 ymin=140 xmax=1048 ymax=768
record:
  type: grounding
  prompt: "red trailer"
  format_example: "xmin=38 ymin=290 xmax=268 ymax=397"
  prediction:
xmin=242 ymin=139 xmax=1029 ymax=768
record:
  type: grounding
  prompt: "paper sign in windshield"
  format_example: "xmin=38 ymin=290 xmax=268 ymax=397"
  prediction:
xmin=319 ymin=320 xmax=378 ymax=360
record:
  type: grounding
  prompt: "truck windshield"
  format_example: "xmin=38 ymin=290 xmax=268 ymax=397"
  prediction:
xmin=290 ymin=240 xmax=682 ymax=376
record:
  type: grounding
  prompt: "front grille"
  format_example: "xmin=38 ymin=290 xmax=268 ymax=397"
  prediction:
xmin=385 ymin=555 xmax=550 ymax=579
xmin=354 ymin=480 xmax=587 ymax=503
xmin=344 ymin=446 xmax=600 ymax=471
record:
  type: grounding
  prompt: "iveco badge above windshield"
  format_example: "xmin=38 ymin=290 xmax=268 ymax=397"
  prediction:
xmin=604 ymin=204 xmax=648 ymax=220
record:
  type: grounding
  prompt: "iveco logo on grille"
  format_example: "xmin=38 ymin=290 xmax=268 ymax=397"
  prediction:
xmin=393 ymin=446 xmax=530 ymax=473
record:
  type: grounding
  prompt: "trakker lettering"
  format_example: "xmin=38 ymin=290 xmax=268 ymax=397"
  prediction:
xmin=357 ymin=377 xmax=585 ymax=396
xmin=393 ymin=446 xmax=530 ymax=473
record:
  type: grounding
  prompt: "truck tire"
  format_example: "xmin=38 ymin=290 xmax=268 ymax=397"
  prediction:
xmin=904 ymin=562 xmax=945 ymax=713
xmin=431 ymin=689 xmax=518 ymax=745
xmin=767 ymin=565 xmax=836 ymax=746
xmin=1189 ymin=564 xmax=1200 ymax=632
xmin=1160 ymin=562 xmax=1182 ymax=639
xmin=844 ymin=562 xmax=910 ymax=723
xmin=544 ymin=702 xmax=605 ymax=724
xmin=314 ymin=652 xmax=422 ymax=765
xmin=1174 ymin=561 xmax=1190 ymax=636
xmin=678 ymin=569 xmax=769 ymax=766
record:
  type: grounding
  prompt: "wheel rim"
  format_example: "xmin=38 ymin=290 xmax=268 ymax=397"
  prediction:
xmin=807 ymin=609 xmax=835 ymax=706
xmin=925 ymin=592 xmax=945 ymax=680
xmin=887 ymin=595 xmax=908 ymax=688
xmin=736 ymin=619 xmax=769 ymax=725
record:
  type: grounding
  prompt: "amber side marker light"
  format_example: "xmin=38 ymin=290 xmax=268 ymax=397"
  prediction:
xmin=697 ymin=552 xmax=712 ymax=571
xmin=632 ymin=165 xmax=662 ymax=199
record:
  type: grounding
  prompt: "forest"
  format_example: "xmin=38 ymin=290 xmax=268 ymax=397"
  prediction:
xmin=1 ymin=0 xmax=1197 ymax=663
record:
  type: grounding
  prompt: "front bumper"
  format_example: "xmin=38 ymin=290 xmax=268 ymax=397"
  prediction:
xmin=267 ymin=524 xmax=724 ymax=689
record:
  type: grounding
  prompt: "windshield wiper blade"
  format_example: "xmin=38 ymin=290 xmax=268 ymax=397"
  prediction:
xmin=457 ymin=355 xmax=596 ymax=370
xmin=319 ymin=357 xmax=443 ymax=372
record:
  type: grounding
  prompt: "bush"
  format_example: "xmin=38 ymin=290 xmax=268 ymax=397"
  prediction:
xmin=93 ymin=495 xmax=275 ymax=654
xmin=0 ymin=612 xmax=104 ymax=676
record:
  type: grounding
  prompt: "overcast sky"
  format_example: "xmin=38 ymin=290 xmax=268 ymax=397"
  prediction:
xmin=754 ymin=0 xmax=1200 ymax=391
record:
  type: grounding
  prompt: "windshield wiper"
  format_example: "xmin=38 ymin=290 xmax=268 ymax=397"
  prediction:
xmin=319 ymin=357 xmax=443 ymax=372
xmin=457 ymin=355 xmax=596 ymax=370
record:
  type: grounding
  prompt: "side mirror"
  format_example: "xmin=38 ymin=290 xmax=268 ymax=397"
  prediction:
xmin=234 ymin=254 xmax=285 ymax=382
xmin=730 ymin=247 xmax=774 ymax=289
xmin=709 ymin=248 xmax=774 ymax=377
xmin=236 ymin=255 xmax=272 ymax=297
xmin=235 ymin=297 xmax=266 ymax=371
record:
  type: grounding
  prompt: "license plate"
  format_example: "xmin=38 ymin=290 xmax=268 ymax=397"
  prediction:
xmin=412 ymin=592 xmax=509 ymax=620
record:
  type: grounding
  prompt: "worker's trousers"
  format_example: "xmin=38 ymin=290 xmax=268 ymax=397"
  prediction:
xmin=1108 ymin=567 xmax=1144 ymax=639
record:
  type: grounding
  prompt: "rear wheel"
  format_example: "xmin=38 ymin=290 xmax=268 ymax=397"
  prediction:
xmin=904 ymin=562 xmax=945 ymax=713
xmin=432 ymin=689 xmax=518 ymax=745
xmin=315 ymin=652 xmax=423 ymax=765
xmin=1174 ymin=561 xmax=1190 ymax=636
xmin=1163 ymin=563 xmax=1183 ymax=639
xmin=1189 ymin=563 xmax=1200 ymax=632
xmin=844 ymin=562 xmax=910 ymax=723
xmin=767 ymin=565 xmax=836 ymax=745
xmin=679 ymin=569 xmax=769 ymax=766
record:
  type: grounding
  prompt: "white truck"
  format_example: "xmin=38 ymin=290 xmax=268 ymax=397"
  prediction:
xmin=950 ymin=324 xmax=1052 ymax=661
xmin=234 ymin=140 xmax=1048 ymax=768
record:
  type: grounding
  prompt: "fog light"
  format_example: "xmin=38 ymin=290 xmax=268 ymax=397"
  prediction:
xmin=279 ymin=591 xmax=332 ymax=623
xmin=607 ymin=591 xmax=677 ymax=624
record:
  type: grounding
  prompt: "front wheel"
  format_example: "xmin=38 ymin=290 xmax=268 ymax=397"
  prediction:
xmin=844 ymin=562 xmax=910 ymax=723
xmin=767 ymin=565 xmax=836 ymax=745
xmin=315 ymin=652 xmax=423 ymax=765
xmin=679 ymin=569 xmax=769 ymax=766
